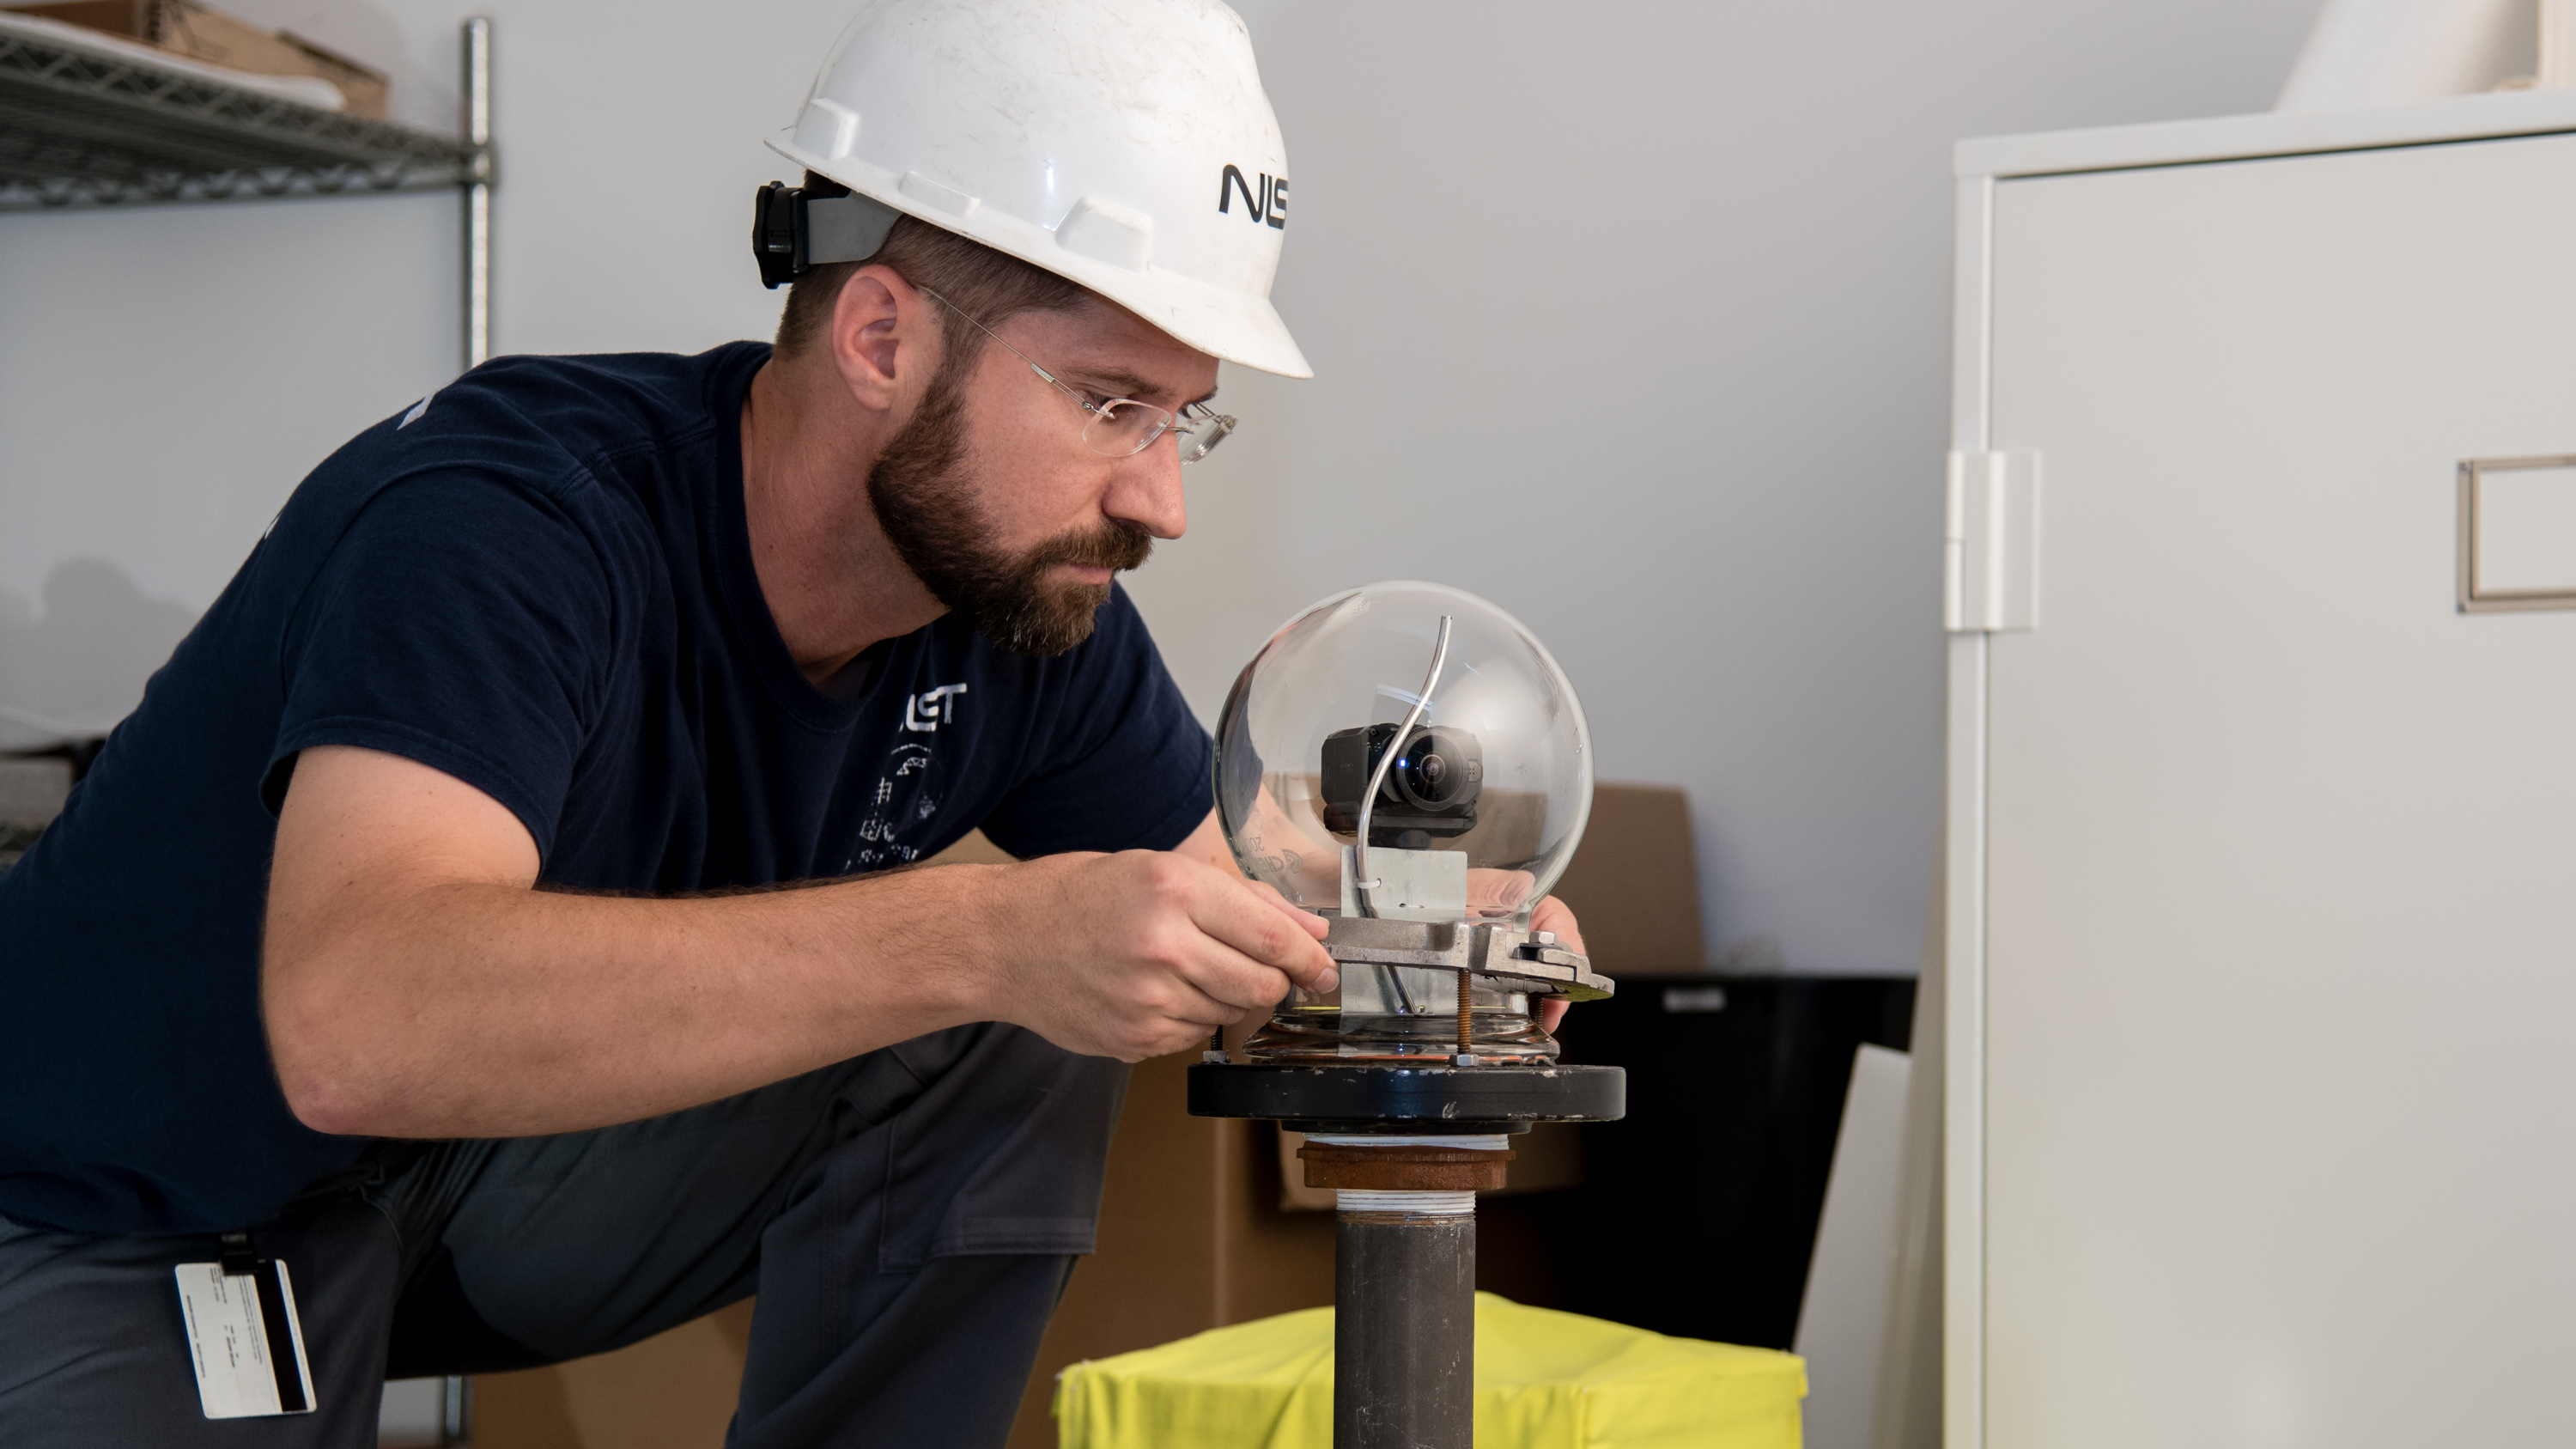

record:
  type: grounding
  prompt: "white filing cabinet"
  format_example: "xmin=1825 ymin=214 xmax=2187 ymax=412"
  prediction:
xmin=1942 ymin=93 xmax=2576 ymax=1448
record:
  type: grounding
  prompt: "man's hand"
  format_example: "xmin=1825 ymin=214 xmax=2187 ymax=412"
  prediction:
xmin=1530 ymin=896 xmax=1585 ymax=1035
xmin=981 ymin=852 xmax=1336 ymax=1062
xmin=1172 ymin=806 xmax=1589 ymax=1038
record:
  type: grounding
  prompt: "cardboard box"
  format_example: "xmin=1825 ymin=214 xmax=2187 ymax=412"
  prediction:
xmin=1545 ymin=782 xmax=1704 ymax=976
xmin=7 ymin=0 xmax=388 ymax=117
xmin=471 ymin=1306 xmax=752 ymax=1449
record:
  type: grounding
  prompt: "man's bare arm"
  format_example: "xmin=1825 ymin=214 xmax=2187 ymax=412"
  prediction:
xmin=1171 ymin=807 xmax=1237 ymax=875
xmin=262 ymin=746 xmax=1334 ymax=1141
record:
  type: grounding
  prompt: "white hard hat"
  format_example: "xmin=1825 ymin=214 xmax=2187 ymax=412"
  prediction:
xmin=765 ymin=0 xmax=1311 ymax=379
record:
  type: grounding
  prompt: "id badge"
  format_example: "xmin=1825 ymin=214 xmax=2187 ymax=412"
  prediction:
xmin=173 ymin=1258 xmax=316 ymax=1418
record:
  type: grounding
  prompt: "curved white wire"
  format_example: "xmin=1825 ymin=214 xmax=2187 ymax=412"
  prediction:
xmin=1352 ymin=614 xmax=1452 ymax=917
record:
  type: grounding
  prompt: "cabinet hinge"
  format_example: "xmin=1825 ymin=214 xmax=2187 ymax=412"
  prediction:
xmin=1944 ymin=449 xmax=2041 ymax=633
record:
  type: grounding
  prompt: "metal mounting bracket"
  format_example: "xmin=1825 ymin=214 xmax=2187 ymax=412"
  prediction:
xmin=1320 ymin=916 xmax=1615 ymax=1001
xmin=1945 ymin=449 xmax=2041 ymax=632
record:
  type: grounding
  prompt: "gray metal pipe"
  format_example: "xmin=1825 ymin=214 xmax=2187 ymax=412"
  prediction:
xmin=1335 ymin=1210 xmax=1474 ymax=1449
xmin=460 ymin=16 xmax=492 ymax=371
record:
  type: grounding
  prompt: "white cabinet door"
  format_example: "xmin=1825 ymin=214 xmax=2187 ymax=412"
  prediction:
xmin=1980 ymin=132 xmax=2576 ymax=1448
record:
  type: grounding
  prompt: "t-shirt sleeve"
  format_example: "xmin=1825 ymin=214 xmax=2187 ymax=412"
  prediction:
xmin=263 ymin=471 xmax=622 ymax=862
xmin=976 ymin=587 xmax=1212 ymax=858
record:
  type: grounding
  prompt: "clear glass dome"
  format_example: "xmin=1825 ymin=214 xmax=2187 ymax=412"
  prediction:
xmin=1215 ymin=581 xmax=1593 ymax=921
xmin=1214 ymin=581 xmax=1595 ymax=1064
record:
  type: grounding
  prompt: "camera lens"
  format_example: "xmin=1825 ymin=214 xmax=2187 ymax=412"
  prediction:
xmin=1394 ymin=729 xmax=1467 ymax=808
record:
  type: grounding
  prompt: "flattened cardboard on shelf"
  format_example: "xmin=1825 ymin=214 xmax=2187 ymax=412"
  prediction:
xmin=7 ymin=0 xmax=387 ymax=116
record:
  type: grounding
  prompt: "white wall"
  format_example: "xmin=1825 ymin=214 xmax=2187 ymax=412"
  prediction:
xmin=0 ymin=0 xmax=2323 ymax=971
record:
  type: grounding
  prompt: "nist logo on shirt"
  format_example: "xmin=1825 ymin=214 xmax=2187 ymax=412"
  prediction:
xmin=903 ymin=684 xmax=968 ymax=733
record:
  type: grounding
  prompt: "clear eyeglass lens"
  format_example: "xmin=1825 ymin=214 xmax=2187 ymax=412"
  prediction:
xmin=1079 ymin=400 xmax=1236 ymax=463
xmin=1083 ymin=400 xmax=1170 ymax=458
xmin=1178 ymin=413 xmax=1235 ymax=464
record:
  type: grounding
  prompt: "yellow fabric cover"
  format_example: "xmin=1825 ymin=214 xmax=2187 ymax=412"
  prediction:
xmin=1053 ymin=1293 xmax=1804 ymax=1449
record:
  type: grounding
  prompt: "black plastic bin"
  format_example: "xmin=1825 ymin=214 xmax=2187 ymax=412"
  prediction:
xmin=1503 ymin=973 xmax=1915 ymax=1350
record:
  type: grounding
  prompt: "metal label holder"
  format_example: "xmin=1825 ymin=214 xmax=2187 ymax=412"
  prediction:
xmin=2458 ymin=454 xmax=2576 ymax=613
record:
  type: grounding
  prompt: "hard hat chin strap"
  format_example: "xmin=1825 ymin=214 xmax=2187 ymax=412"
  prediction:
xmin=752 ymin=177 xmax=903 ymax=289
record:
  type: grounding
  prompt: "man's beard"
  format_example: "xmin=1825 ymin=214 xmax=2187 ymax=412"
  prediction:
xmin=866 ymin=365 xmax=1153 ymax=655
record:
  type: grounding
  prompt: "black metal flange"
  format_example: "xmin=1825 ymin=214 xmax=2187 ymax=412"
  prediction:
xmin=1188 ymin=1061 xmax=1624 ymax=1135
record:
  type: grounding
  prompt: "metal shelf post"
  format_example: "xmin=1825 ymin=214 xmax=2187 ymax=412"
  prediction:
xmin=462 ymin=16 xmax=490 ymax=370
xmin=3 ymin=8 xmax=498 ymax=377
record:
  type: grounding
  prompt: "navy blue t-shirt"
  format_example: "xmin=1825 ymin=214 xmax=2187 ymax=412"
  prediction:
xmin=0 ymin=342 xmax=1212 ymax=1236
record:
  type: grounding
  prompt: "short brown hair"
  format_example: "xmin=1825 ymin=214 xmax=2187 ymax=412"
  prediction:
xmin=772 ymin=208 xmax=1091 ymax=371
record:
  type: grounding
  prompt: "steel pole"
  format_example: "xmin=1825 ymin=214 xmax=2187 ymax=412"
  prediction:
xmin=460 ymin=17 xmax=492 ymax=370
xmin=1335 ymin=1208 xmax=1475 ymax=1449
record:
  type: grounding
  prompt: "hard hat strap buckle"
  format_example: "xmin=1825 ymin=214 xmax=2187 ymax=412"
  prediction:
xmin=752 ymin=176 xmax=902 ymax=290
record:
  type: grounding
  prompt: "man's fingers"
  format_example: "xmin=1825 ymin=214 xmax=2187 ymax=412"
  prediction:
xmin=1161 ymin=972 xmax=1261 ymax=1026
xmin=1100 ymin=1005 xmax=1236 ymax=1064
xmin=1173 ymin=939 xmax=1300 ymax=1014
xmin=1091 ymin=971 xmax=1257 ymax=1062
xmin=1244 ymin=878 xmax=1330 ymax=940
xmin=1191 ymin=874 xmax=1337 ymax=993
xmin=1529 ymin=894 xmax=1586 ymax=956
xmin=1236 ymin=877 xmax=1336 ymax=989
xmin=1465 ymin=867 xmax=1538 ymax=914
xmin=1254 ymin=891 xmax=1337 ymax=992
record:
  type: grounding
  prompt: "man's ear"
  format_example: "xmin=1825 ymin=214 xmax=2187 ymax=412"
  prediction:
xmin=827 ymin=265 xmax=938 ymax=412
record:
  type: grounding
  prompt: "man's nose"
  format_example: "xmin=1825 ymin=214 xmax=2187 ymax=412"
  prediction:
xmin=1101 ymin=436 xmax=1188 ymax=540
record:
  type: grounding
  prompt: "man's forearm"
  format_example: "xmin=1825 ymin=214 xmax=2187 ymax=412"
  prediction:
xmin=264 ymin=750 xmax=1333 ymax=1141
xmin=264 ymin=864 xmax=1006 ymax=1140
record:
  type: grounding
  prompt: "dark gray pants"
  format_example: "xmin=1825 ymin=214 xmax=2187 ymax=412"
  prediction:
xmin=0 ymin=1023 xmax=1127 ymax=1448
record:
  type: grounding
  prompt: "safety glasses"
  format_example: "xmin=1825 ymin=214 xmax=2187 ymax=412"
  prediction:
xmin=916 ymin=285 xmax=1236 ymax=463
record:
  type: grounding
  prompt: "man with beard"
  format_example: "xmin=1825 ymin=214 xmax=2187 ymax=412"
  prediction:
xmin=0 ymin=1 xmax=1582 ymax=1444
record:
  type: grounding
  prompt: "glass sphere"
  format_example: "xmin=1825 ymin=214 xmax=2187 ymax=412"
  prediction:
xmin=1214 ymin=581 xmax=1593 ymax=928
